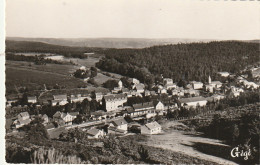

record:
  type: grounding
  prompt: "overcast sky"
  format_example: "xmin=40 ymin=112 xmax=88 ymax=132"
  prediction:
xmin=5 ymin=0 xmax=260 ymax=40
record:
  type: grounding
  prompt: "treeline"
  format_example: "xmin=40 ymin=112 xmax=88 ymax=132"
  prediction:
xmin=6 ymin=53 xmax=64 ymax=65
xmin=99 ymin=41 xmax=259 ymax=82
xmin=6 ymin=40 xmax=105 ymax=59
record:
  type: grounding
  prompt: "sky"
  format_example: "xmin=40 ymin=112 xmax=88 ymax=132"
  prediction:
xmin=5 ymin=0 xmax=260 ymax=40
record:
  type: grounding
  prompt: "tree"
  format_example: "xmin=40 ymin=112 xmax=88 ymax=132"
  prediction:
xmin=26 ymin=117 xmax=50 ymax=141
xmin=103 ymin=80 xmax=119 ymax=90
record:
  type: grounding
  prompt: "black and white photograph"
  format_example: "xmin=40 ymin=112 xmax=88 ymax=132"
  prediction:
xmin=3 ymin=0 xmax=260 ymax=164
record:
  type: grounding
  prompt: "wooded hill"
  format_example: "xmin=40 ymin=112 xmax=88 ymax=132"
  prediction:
xmin=97 ymin=41 xmax=259 ymax=83
xmin=5 ymin=40 xmax=105 ymax=59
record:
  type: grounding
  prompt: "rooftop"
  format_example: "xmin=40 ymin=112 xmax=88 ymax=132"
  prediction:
xmin=178 ymin=97 xmax=207 ymax=103
xmin=144 ymin=121 xmax=161 ymax=130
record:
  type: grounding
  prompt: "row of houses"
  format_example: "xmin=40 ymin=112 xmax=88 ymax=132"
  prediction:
xmin=85 ymin=117 xmax=162 ymax=139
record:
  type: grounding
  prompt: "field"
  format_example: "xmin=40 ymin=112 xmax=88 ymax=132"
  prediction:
xmin=6 ymin=60 xmax=86 ymax=97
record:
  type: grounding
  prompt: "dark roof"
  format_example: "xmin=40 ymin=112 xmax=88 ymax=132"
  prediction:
xmin=53 ymin=95 xmax=67 ymax=100
xmin=86 ymin=128 xmax=101 ymax=136
xmin=68 ymin=112 xmax=79 ymax=116
xmin=133 ymin=102 xmax=154 ymax=110
xmin=111 ymin=118 xmax=127 ymax=126
xmin=104 ymin=93 xmax=127 ymax=101
xmin=178 ymin=97 xmax=207 ymax=103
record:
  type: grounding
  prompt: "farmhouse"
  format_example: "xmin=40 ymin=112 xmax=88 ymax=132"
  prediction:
xmin=27 ymin=96 xmax=37 ymax=104
xmin=103 ymin=93 xmax=127 ymax=111
xmin=178 ymin=97 xmax=207 ymax=108
xmin=141 ymin=121 xmax=162 ymax=134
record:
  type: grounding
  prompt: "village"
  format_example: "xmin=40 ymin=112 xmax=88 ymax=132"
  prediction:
xmin=6 ymin=66 xmax=260 ymax=140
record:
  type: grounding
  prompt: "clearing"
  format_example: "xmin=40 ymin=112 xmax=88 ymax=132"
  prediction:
xmin=140 ymin=121 xmax=238 ymax=165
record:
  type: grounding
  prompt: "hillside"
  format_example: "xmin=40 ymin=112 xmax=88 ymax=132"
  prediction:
xmin=7 ymin=37 xmax=217 ymax=49
xmin=96 ymin=41 xmax=260 ymax=83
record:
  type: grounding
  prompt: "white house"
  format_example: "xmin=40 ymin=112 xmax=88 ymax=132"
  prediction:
xmin=27 ymin=96 xmax=37 ymax=104
xmin=218 ymin=72 xmax=230 ymax=77
xmin=95 ymin=92 xmax=104 ymax=102
xmin=190 ymin=81 xmax=204 ymax=90
xmin=178 ymin=97 xmax=207 ymax=108
xmin=141 ymin=121 xmax=162 ymax=134
xmin=129 ymin=78 xmax=140 ymax=85
xmin=103 ymin=93 xmax=127 ymax=111
xmin=154 ymin=101 xmax=164 ymax=110
xmin=163 ymin=78 xmax=173 ymax=85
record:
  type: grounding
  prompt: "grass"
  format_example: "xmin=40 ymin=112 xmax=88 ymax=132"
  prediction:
xmin=6 ymin=60 xmax=86 ymax=96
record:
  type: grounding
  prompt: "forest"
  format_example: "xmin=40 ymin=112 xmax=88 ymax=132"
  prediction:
xmin=5 ymin=40 xmax=105 ymax=59
xmin=97 ymin=41 xmax=259 ymax=84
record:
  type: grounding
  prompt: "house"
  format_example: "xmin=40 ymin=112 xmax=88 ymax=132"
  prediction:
xmin=190 ymin=81 xmax=204 ymax=90
xmin=27 ymin=96 xmax=37 ymax=104
xmin=90 ymin=110 xmax=107 ymax=120
xmin=131 ymin=102 xmax=154 ymax=117
xmin=53 ymin=111 xmax=78 ymax=125
xmin=163 ymin=78 xmax=173 ymax=85
xmin=178 ymin=97 xmax=207 ymax=108
xmin=205 ymin=84 xmax=214 ymax=93
xmin=163 ymin=78 xmax=176 ymax=89
xmin=154 ymin=101 xmax=164 ymax=110
xmin=38 ymin=114 xmax=49 ymax=125
xmin=121 ymin=88 xmax=130 ymax=95
xmin=218 ymin=72 xmax=230 ymax=77
xmin=165 ymin=83 xmax=177 ymax=90
xmin=141 ymin=121 xmax=161 ymax=134
xmin=129 ymin=78 xmax=140 ymax=85
xmin=13 ymin=112 xmax=31 ymax=128
xmin=95 ymin=92 xmax=104 ymax=102
xmin=53 ymin=94 xmax=67 ymax=101
xmin=158 ymin=88 xmax=167 ymax=94
xmin=110 ymin=118 xmax=128 ymax=131
xmin=70 ymin=94 xmax=84 ymax=103
xmin=108 ymin=118 xmax=128 ymax=134
xmin=211 ymin=81 xmax=222 ymax=89
xmin=103 ymin=93 xmax=127 ymax=111
xmin=52 ymin=94 xmax=68 ymax=106
xmin=135 ymin=84 xmax=145 ymax=93
xmin=86 ymin=128 xmax=105 ymax=139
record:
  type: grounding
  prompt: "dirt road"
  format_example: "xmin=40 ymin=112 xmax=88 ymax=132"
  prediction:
xmin=141 ymin=121 xmax=238 ymax=165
